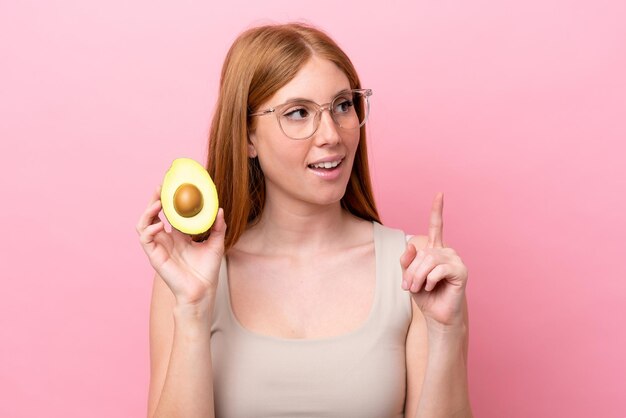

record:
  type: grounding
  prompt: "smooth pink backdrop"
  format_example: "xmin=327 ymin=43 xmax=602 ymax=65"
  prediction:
xmin=1 ymin=1 xmax=625 ymax=417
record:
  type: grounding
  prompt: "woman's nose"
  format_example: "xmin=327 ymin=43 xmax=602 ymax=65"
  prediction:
xmin=313 ymin=108 xmax=341 ymax=146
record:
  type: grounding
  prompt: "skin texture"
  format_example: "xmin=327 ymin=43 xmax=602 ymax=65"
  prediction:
xmin=138 ymin=55 xmax=472 ymax=417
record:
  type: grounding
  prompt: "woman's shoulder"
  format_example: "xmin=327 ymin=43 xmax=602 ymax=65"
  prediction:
xmin=374 ymin=221 xmax=428 ymax=247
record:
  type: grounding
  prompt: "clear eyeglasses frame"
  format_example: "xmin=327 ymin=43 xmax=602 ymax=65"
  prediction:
xmin=248 ymin=88 xmax=373 ymax=140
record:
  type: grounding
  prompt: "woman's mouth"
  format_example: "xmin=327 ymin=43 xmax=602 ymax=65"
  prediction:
xmin=308 ymin=159 xmax=342 ymax=169
xmin=307 ymin=158 xmax=344 ymax=179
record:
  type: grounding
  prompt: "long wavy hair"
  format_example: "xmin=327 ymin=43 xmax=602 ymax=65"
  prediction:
xmin=205 ymin=22 xmax=381 ymax=251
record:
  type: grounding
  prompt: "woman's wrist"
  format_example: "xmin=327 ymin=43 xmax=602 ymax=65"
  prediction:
xmin=425 ymin=317 xmax=467 ymax=341
xmin=173 ymin=287 xmax=216 ymax=318
xmin=173 ymin=304 xmax=213 ymax=342
xmin=173 ymin=301 xmax=213 ymax=325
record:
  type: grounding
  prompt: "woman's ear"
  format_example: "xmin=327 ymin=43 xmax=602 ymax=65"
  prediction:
xmin=247 ymin=133 xmax=258 ymax=158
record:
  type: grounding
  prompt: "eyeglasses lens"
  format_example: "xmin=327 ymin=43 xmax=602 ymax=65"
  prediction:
xmin=278 ymin=91 xmax=370 ymax=140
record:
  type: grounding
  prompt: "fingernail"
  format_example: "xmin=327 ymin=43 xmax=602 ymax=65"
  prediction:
xmin=402 ymin=280 xmax=408 ymax=290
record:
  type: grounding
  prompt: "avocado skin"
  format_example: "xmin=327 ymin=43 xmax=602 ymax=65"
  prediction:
xmin=191 ymin=229 xmax=211 ymax=243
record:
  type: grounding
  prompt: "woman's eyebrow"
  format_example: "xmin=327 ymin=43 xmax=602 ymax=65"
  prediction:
xmin=281 ymin=96 xmax=310 ymax=104
xmin=281 ymin=88 xmax=351 ymax=104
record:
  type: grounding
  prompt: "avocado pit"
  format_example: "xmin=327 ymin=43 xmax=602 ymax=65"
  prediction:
xmin=173 ymin=183 xmax=204 ymax=218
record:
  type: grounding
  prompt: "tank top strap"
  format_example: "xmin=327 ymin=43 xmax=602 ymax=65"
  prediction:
xmin=372 ymin=221 xmax=412 ymax=328
xmin=210 ymin=257 xmax=231 ymax=336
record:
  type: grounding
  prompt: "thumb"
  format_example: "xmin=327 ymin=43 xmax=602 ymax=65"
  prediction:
xmin=189 ymin=208 xmax=227 ymax=244
xmin=204 ymin=208 xmax=227 ymax=245
xmin=400 ymin=243 xmax=417 ymax=270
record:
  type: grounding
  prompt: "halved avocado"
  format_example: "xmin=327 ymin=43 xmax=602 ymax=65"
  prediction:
xmin=160 ymin=158 xmax=219 ymax=242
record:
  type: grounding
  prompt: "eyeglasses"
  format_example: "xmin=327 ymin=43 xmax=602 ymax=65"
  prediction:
xmin=249 ymin=88 xmax=372 ymax=140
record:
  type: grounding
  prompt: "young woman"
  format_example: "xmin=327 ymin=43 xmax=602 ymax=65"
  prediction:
xmin=137 ymin=22 xmax=473 ymax=418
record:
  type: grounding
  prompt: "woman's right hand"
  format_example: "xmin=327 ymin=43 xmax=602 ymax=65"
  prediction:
xmin=136 ymin=185 xmax=227 ymax=310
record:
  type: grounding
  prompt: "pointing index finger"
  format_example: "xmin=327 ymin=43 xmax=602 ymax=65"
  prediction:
xmin=427 ymin=192 xmax=444 ymax=248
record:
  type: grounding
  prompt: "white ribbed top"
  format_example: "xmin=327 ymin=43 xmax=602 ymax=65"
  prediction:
xmin=210 ymin=221 xmax=412 ymax=418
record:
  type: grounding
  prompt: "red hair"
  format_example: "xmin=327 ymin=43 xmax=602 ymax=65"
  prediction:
xmin=205 ymin=22 xmax=381 ymax=250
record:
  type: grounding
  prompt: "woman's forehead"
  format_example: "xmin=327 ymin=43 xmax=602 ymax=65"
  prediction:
xmin=270 ymin=57 xmax=351 ymax=104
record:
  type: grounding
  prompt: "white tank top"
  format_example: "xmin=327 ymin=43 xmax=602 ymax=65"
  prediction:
xmin=210 ymin=221 xmax=412 ymax=417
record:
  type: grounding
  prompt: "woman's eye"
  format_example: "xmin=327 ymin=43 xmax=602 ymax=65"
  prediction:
xmin=284 ymin=107 xmax=310 ymax=120
xmin=334 ymin=99 xmax=354 ymax=114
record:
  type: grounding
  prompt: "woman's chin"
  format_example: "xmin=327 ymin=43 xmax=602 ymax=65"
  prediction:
xmin=306 ymin=189 xmax=348 ymax=207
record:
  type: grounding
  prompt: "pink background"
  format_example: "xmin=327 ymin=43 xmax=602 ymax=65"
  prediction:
xmin=1 ymin=1 xmax=625 ymax=417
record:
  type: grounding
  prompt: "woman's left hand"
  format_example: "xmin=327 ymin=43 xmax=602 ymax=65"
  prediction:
xmin=399 ymin=192 xmax=469 ymax=330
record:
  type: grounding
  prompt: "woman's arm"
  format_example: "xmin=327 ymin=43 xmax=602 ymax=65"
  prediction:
xmin=148 ymin=273 xmax=216 ymax=418
xmin=414 ymin=297 xmax=472 ymax=418
xmin=403 ymin=234 xmax=473 ymax=418
xmin=404 ymin=295 xmax=473 ymax=418
xmin=137 ymin=189 xmax=227 ymax=418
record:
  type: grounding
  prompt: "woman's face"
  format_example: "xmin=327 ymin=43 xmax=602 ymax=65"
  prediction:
xmin=248 ymin=56 xmax=360 ymax=209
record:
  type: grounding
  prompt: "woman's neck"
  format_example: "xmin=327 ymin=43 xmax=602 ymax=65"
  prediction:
xmin=240 ymin=199 xmax=358 ymax=257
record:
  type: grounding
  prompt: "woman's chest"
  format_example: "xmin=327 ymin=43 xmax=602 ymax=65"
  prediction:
xmin=225 ymin=244 xmax=376 ymax=339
